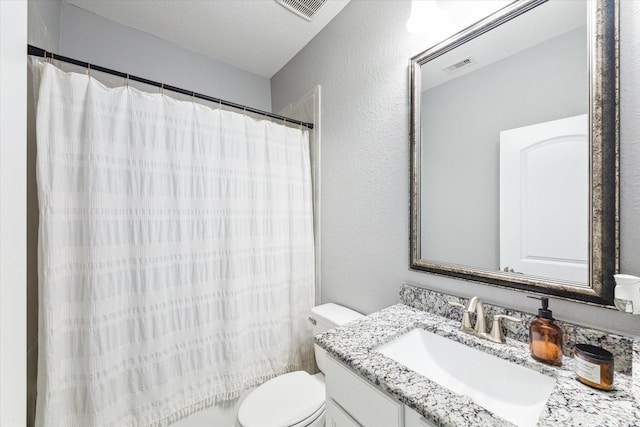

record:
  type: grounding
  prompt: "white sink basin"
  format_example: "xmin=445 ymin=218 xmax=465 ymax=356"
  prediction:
xmin=375 ymin=328 xmax=556 ymax=427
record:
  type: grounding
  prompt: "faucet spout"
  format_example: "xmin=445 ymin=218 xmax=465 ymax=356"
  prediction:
xmin=467 ymin=296 xmax=480 ymax=312
xmin=467 ymin=297 xmax=487 ymax=335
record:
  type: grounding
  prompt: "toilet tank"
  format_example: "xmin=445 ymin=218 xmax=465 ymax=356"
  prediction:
xmin=310 ymin=303 xmax=363 ymax=373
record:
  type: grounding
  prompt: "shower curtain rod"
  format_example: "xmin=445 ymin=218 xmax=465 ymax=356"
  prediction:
xmin=27 ymin=44 xmax=314 ymax=130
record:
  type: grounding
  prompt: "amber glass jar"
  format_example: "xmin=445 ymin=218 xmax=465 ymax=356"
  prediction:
xmin=574 ymin=344 xmax=614 ymax=390
xmin=529 ymin=317 xmax=563 ymax=366
xmin=528 ymin=296 xmax=563 ymax=366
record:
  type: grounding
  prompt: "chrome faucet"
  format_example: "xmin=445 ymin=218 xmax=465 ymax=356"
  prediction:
xmin=467 ymin=296 xmax=487 ymax=336
xmin=449 ymin=296 xmax=522 ymax=344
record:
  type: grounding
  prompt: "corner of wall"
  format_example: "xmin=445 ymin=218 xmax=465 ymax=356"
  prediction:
xmin=28 ymin=0 xmax=61 ymax=52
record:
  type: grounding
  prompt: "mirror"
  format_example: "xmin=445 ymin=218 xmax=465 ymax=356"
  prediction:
xmin=409 ymin=0 xmax=618 ymax=306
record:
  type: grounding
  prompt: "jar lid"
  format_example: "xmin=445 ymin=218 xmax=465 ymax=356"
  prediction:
xmin=575 ymin=344 xmax=613 ymax=361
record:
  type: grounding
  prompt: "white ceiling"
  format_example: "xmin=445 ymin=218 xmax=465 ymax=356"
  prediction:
xmin=421 ymin=0 xmax=587 ymax=91
xmin=64 ymin=0 xmax=350 ymax=78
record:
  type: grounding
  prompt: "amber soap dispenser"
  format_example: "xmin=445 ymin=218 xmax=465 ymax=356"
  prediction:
xmin=528 ymin=296 xmax=563 ymax=366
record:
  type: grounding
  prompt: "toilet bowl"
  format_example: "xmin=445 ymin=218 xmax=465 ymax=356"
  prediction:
xmin=235 ymin=303 xmax=363 ymax=427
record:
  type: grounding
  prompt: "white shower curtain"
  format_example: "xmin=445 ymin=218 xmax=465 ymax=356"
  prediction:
xmin=35 ymin=62 xmax=315 ymax=426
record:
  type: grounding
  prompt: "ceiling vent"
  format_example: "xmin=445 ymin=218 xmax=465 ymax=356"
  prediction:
xmin=275 ymin=0 xmax=328 ymax=21
xmin=443 ymin=56 xmax=478 ymax=74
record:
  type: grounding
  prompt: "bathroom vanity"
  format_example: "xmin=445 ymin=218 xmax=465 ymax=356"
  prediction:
xmin=325 ymin=352 xmax=432 ymax=426
xmin=317 ymin=285 xmax=640 ymax=427
xmin=325 ymin=354 xmax=407 ymax=427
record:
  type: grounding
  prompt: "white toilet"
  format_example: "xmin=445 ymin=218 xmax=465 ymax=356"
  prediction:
xmin=236 ymin=303 xmax=363 ymax=427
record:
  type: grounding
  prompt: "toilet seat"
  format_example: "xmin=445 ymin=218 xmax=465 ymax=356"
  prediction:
xmin=237 ymin=371 xmax=325 ymax=427
xmin=288 ymin=403 xmax=325 ymax=427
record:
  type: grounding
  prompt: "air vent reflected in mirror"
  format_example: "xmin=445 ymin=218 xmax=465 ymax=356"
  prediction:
xmin=443 ymin=56 xmax=478 ymax=74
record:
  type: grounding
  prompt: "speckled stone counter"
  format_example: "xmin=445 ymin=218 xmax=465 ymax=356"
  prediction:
xmin=315 ymin=304 xmax=640 ymax=426
xmin=399 ymin=284 xmax=635 ymax=374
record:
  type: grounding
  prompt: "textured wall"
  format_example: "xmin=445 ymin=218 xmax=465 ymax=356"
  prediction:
xmin=28 ymin=1 xmax=272 ymax=113
xmin=28 ymin=0 xmax=60 ymax=52
xmin=271 ymin=0 xmax=640 ymax=335
xmin=59 ymin=3 xmax=272 ymax=112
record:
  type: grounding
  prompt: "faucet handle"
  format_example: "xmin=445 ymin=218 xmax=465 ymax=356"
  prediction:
xmin=448 ymin=301 xmax=474 ymax=333
xmin=489 ymin=315 xmax=522 ymax=343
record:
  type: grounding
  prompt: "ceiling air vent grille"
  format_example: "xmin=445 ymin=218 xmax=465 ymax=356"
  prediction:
xmin=275 ymin=0 xmax=328 ymax=21
xmin=443 ymin=56 xmax=478 ymax=74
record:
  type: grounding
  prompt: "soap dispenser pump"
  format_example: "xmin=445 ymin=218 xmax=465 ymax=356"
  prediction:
xmin=528 ymin=296 xmax=563 ymax=366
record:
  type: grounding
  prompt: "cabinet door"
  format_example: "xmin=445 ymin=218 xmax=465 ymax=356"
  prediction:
xmin=404 ymin=405 xmax=438 ymax=427
xmin=326 ymin=398 xmax=362 ymax=427
xmin=325 ymin=355 xmax=402 ymax=427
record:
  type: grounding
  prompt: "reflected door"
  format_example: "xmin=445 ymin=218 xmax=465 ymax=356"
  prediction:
xmin=500 ymin=114 xmax=588 ymax=283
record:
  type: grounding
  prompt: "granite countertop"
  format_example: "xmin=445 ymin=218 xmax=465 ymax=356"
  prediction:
xmin=315 ymin=304 xmax=640 ymax=427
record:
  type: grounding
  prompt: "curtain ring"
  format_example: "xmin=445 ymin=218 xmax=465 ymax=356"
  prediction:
xmin=160 ymin=83 xmax=164 ymax=95
xmin=125 ymin=74 xmax=129 ymax=87
xmin=191 ymin=92 xmax=195 ymax=102
xmin=219 ymin=99 xmax=222 ymax=111
xmin=86 ymin=63 xmax=91 ymax=77
xmin=50 ymin=53 xmax=55 ymax=64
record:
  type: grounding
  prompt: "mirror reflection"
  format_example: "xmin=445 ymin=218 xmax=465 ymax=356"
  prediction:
xmin=418 ymin=0 xmax=588 ymax=284
xmin=410 ymin=0 xmax=619 ymax=305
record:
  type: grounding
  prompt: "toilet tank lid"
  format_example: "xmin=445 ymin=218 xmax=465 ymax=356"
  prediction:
xmin=310 ymin=303 xmax=363 ymax=327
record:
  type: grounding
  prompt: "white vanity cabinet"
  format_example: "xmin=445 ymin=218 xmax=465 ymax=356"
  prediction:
xmin=404 ymin=406 xmax=438 ymax=427
xmin=325 ymin=354 xmax=402 ymax=427
xmin=324 ymin=355 xmax=437 ymax=427
xmin=325 ymin=399 xmax=362 ymax=427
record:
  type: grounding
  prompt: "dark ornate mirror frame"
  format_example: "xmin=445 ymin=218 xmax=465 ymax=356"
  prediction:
xmin=409 ymin=0 xmax=619 ymax=306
